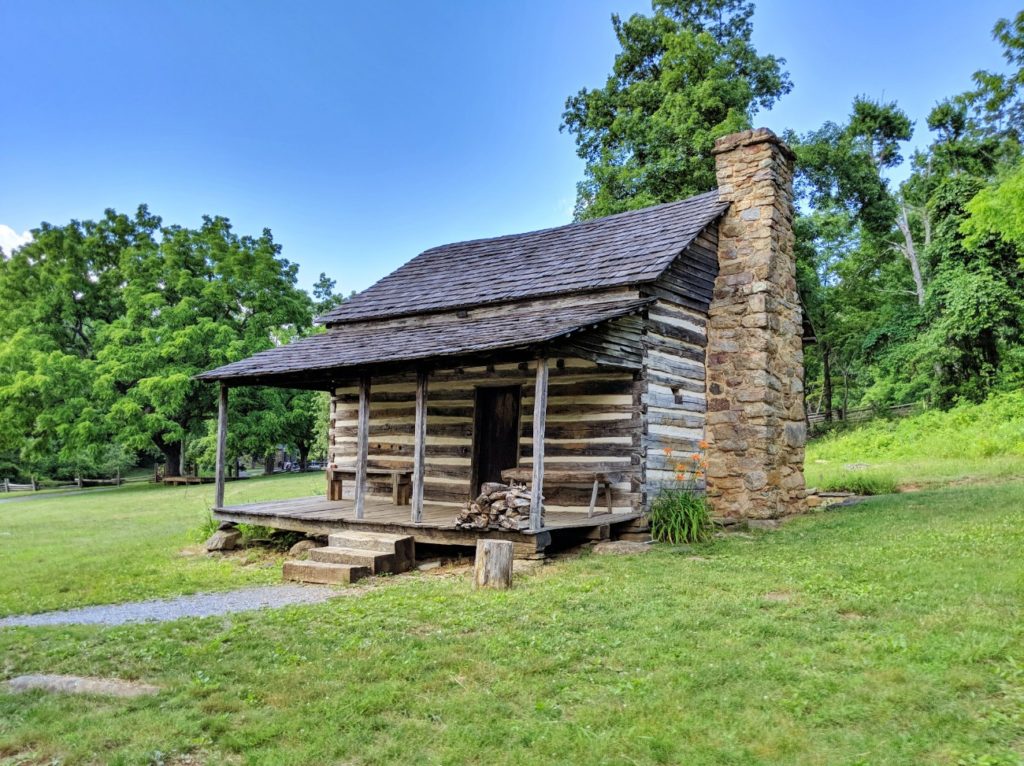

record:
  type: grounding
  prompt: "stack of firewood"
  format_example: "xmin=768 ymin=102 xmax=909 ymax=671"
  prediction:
xmin=454 ymin=481 xmax=543 ymax=531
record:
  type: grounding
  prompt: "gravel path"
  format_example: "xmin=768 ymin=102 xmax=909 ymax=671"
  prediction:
xmin=0 ymin=584 xmax=340 ymax=628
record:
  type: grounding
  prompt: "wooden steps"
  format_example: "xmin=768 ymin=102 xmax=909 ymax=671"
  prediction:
xmin=309 ymin=546 xmax=394 ymax=574
xmin=282 ymin=560 xmax=369 ymax=584
xmin=282 ymin=530 xmax=415 ymax=584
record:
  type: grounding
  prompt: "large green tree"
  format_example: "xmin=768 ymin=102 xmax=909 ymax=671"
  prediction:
xmin=0 ymin=207 xmax=317 ymax=478
xmin=561 ymin=0 xmax=790 ymax=219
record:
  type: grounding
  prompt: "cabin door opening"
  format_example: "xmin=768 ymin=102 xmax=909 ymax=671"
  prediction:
xmin=472 ymin=385 xmax=522 ymax=495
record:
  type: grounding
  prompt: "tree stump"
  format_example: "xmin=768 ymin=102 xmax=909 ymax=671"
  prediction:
xmin=473 ymin=539 xmax=514 ymax=590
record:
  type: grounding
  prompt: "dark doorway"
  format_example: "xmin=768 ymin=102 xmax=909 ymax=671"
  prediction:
xmin=471 ymin=386 xmax=522 ymax=495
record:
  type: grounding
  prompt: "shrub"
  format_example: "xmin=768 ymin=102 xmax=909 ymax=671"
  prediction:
xmin=649 ymin=488 xmax=713 ymax=544
xmin=815 ymin=470 xmax=899 ymax=496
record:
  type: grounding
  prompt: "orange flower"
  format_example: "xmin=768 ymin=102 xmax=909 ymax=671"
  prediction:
xmin=662 ymin=447 xmax=672 ymax=456
xmin=698 ymin=439 xmax=709 ymax=450
xmin=675 ymin=462 xmax=686 ymax=471
xmin=691 ymin=453 xmax=701 ymax=463
xmin=675 ymin=472 xmax=685 ymax=481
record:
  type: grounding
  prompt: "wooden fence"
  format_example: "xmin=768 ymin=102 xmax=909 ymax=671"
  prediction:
xmin=808 ymin=402 xmax=919 ymax=425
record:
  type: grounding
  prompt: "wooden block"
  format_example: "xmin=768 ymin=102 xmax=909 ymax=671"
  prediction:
xmin=282 ymin=560 xmax=369 ymax=584
xmin=473 ymin=539 xmax=514 ymax=590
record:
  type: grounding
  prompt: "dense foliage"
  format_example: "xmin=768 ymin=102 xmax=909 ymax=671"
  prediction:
xmin=561 ymin=0 xmax=790 ymax=219
xmin=0 ymin=207 xmax=343 ymax=480
xmin=569 ymin=3 xmax=1024 ymax=414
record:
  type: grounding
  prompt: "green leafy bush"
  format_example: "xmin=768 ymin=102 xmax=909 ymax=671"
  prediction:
xmin=649 ymin=489 xmax=713 ymax=544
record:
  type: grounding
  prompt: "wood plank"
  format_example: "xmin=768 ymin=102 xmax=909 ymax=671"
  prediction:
xmin=354 ymin=375 xmax=371 ymax=519
xmin=214 ymin=383 xmax=228 ymax=510
xmin=411 ymin=369 xmax=428 ymax=523
xmin=530 ymin=357 xmax=548 ymax=532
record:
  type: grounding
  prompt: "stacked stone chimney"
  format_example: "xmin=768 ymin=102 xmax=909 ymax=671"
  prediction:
xmin=704 ymin=128 xmax=806 ymax=520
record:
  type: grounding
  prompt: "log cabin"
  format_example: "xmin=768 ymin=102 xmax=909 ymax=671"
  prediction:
xmin=196 ymin=128 xmax=807 ymax=567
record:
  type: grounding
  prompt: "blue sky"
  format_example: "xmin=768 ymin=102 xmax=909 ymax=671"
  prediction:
xmin=1 ymin=0 xmax=1018 ymax=293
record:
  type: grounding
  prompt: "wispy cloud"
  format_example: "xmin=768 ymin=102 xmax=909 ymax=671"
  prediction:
xmin=0 ymin=225 xmax=32 ymax=256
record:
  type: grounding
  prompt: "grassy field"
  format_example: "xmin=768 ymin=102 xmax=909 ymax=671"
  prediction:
xmin=0 ymin=472 xmax=324 ymax=616
xmin=1 ymin=472 xmax=1023 ymax=763
xmin=806 ymin=391 xmax=1024 ymax=492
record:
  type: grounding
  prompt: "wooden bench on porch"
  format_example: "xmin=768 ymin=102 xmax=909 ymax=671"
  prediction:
xmin=501 ymin=467 xmax=619 ymax=517
xmin=328 ymin=464 xmax=412 ymax=505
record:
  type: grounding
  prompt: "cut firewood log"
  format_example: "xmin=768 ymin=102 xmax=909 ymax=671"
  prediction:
xmin=454 ymin=480 xmax=544 ymax=531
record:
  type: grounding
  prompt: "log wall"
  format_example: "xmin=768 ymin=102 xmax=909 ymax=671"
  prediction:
xmin=639 ymin=224 xmax=718 ymax=505
xmin=329 ymin=354 xmax=644 ymax=514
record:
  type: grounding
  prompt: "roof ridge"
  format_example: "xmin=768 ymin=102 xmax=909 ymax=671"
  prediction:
xmin=416 ymin=189 xmax=721 ymax=254
xmin=318 ymin=188 xmax=726 ymax=325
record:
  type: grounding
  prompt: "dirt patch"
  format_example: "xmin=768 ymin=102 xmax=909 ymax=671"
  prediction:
xmin=593 ymin=541 xmax=652 ymax=555
xmin=7 ymin=674 xmax=160 ymax=697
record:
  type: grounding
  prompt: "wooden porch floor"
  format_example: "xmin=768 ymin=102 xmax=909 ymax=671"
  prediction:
xmin=213 ymin=496 xmax=643 ymax=556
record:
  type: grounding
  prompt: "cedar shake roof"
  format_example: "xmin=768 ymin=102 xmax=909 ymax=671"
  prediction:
xmin=318 ymin=190 xmax=727 ymax=325
xmin=196 ymin=297 xmax=653 ymax=386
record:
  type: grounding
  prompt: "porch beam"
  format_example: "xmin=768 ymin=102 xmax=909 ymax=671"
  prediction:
xmin=529 ymin=357 xmax=549 ymax=532
xmin=411 ymin=369 xmax=428 ymax=523
xmin=354 ymin=375 xmax=371 ymax=519
xmin=214 ymin=383 xmax=228 ymax=509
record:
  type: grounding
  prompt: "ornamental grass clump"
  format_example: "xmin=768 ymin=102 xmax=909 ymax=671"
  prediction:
xmin=649 ymin=445 xmax=713 ymax=544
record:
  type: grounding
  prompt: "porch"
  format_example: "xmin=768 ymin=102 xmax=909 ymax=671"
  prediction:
xmin=213 ymin=495 xmax=643 ymax=557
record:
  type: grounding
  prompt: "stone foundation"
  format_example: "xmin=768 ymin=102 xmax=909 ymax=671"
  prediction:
xmin=704 ymin=129 xmax=806 ymax=520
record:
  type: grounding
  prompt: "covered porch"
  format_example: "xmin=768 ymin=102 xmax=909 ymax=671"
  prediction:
xmin=198 ymin=296 xmax=653 ymax=558
xmin=213 ymin=495 xmax=642 ymax=557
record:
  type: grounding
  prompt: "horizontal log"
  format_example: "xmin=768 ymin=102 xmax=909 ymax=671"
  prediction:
xmin=643 ymin=334 xmax=705 ymax=362
xmin=645 ymin=371 xmax=705 ymax=394
xmin=524 ymin=419 xmax=638 ymax=439
xmin=647 ymin=299 xmax=708 ymax=328
xmin=646 ymin=318 xmax=707 ymax=347
xmin=521 ymin=442 xmax=638 ymax=458
xmin=645 ymin=350 xmax=706 ymax=381
xmin=646 ymin=410 xmax=705 ymax=429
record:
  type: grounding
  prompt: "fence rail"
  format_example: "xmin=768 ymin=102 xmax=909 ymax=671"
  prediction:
xmin=808 ymin=402 xmax=919 ymax=425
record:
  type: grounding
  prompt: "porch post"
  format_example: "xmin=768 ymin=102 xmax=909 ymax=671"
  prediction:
xmin=214 ymin=383 xmax=228 ymax=509
xmin=529 ymin=357 xmax=549 ymax=532
xmin=354 ymin=374 xmax=371 ymax=519
xmin=411 ymin=369 xmax=428 ymax=523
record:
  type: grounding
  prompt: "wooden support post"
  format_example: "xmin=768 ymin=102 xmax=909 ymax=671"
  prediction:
xmin=588 ymin=478 xmax=599 ymax=518
xmin=473 ymin=539 xmax=514 ymax=590
xmin=529 ymin=357 xmax=549 ymax=532
xmin=2 ymin=478 xmax=7 ymax=493
xmin=354 ymin=375 xmax=371 ymax=520
xmin=214 ymin=383 xmax=228 ymax=509
xmin=411 ymin=369 xmax=428 ymax=523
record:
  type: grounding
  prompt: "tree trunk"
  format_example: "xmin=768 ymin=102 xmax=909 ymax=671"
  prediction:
xmin=473 ymin=540 xmax=514 ymax=590
xmin=822 ymin=343 xmax=834 ymax=423
xmin=897 ymin=202 xmax=926 ymax=307
xmin=154 ymin=437 xmax=182 ymax=478
xmin=264 ymin=451 xmax=275 ymax=476
xmin=297 ymin=442 xmax=310 ymax=471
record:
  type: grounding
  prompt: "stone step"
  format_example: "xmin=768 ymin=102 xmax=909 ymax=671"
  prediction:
xmin=282 ymin=559 xmax=369 ymax=585
xmin=308 ymin=546 xmax=394 ymax=574
xmin=327 ymin=531 xmax=414 ymax=572
xmin=615 ymin=531 xmax=653 ymax=543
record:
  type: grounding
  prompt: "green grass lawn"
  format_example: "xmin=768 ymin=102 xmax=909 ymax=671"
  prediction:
xmin=0 ymin=472 xmax=325 ymax=616
xmin=1 ymin=477 xmax=1023 ymax=764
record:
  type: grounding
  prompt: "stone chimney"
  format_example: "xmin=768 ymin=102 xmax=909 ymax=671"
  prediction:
xmin=704 ymin=128 xmax=806 ymax=520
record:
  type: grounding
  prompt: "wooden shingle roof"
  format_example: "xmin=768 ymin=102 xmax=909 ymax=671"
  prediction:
xmin=197 ymin=297 xmax=653 ymax=386
xmin=319 ymin=190 xmax=727 ymax=325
